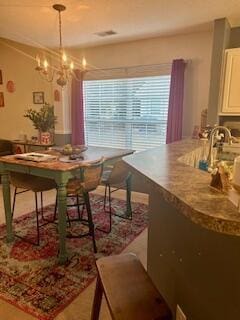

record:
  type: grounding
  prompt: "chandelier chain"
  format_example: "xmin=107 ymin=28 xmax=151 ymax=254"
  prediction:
xmin=58 ymin=9 xmax=63 ymax=53
xmin=35 ymin=4 xmax=86 ymax=87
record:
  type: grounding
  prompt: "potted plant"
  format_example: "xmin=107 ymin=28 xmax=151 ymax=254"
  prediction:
xmin=24 ymin=103 xmax=57 ymax=144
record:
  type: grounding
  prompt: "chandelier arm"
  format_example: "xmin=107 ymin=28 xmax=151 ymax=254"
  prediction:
xmin=39 ymin=69 xmax=55 ymax=83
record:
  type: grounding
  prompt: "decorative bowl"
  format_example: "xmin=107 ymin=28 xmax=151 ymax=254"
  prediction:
xmin=62 ymin=145 xmax=88 ymax=155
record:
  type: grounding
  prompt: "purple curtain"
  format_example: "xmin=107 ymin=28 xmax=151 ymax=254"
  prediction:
xmin=166 ymin=59 xmax=185 ymax=144
xmin=71 ymin=69 xmax=85 ymax=145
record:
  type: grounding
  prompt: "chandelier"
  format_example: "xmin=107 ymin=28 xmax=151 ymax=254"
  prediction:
xmin=35 ymin=4 xmax=85 ymax=87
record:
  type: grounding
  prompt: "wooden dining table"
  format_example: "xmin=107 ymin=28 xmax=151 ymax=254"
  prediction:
xmin=0 ymin=146 xmax=133 ymax=264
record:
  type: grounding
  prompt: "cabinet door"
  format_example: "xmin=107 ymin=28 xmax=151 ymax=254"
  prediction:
xmin=221 ymin=48 xmax=240 ymax=114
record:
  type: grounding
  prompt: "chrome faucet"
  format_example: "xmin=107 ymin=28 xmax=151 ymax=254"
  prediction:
xmin=207 ymin=126 xmax=232 ymax=168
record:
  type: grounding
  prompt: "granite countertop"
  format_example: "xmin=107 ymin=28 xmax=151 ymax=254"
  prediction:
xmin=124 ymin=139 xmax=240 ymax=236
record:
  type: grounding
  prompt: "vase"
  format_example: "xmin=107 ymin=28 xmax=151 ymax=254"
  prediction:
xmin=38 ymin=131 xmax=51 ymax=145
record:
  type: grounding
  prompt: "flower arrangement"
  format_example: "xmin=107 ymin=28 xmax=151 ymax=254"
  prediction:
xmin=24 ymin=103 xmax=57 ymax=132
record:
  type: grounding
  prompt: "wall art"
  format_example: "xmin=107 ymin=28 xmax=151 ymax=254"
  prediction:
xmin=6 ymin=80 xmax=15 ymax=93
xmin=54 ymin=89 xmax=60 ymax=102
xmin=0 ymin=92 xmax=4 ymax=107
xmin=33 ymin=91 xmax=44 ymax=104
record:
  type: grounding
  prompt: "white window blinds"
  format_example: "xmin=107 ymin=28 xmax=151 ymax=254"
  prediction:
xmin=83 ymin=75 xmax=171 ymax=151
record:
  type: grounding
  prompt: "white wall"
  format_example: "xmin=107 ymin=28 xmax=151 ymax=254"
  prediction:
xmin=0 ymin=38 xmax=53 ymax=140
xmin=72 ymin=30 xmax=213 ymax=137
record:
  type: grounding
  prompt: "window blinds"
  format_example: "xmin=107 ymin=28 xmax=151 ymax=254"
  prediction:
xmin=83 ymin=75 xmax=171 ymax=151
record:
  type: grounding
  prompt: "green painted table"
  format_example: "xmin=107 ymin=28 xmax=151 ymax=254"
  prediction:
xmin=0 ymin=146 xmax=133 ymax=264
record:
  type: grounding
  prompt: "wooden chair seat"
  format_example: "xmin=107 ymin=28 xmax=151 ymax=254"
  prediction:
xmin=91 ymin=253 xmax=172 ymax=320
xmin=10 ymin=172 xmax=56 ymax=192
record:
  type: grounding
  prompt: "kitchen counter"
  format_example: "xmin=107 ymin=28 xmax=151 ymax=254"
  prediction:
xmin=124 ymin=139 xmax=240 ymax=320
xmin=124 ymin=139 xmax=240 ymax=236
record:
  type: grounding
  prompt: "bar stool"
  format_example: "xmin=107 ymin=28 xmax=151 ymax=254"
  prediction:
xmin=91 ymin=253 xmax=172 ymax=320
xmin=55 ymin=158 xmax=104 ymax=253
xmin=10 ymin=172 xmax=57 ymax=246
xmin=101 ymin=160 xmax=132 ymax=233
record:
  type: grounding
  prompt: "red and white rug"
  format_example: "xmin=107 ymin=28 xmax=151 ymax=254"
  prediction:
xmin=0 ymin=194 xmax=148 ymax=320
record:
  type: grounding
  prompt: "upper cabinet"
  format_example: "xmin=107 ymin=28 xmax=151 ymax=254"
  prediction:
xmin=220 ymin=48 xmax=240 ymax=115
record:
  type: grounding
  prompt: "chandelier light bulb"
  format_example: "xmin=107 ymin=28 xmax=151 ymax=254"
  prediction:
xmin=43 ymin=59 xmax=48 ymax=70
xmin=70 ymin=61 xmax=74 ymax=70
xmin=62 ymin=52 xmax=67 ymax=63
xmin=82 ymin=57 xmax=87 ymax=69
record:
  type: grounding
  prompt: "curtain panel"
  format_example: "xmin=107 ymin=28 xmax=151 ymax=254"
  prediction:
xmin=71 ymin=69 xmax=85 ymax=145
xmin=166 ymin=59 xmax=186 ymax=144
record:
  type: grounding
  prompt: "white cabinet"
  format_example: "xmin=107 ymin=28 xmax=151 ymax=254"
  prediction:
xmin=220 ymin=48 xmax=240 ymax=115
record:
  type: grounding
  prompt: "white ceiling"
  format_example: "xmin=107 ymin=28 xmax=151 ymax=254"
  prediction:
xmin=0 ymin=0 xmax=240 ymax=49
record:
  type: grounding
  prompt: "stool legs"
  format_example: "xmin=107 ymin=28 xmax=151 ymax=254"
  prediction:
xmin=97 ymin=185 xmax=112 ymax=234
xmin=83 ymin=192 xmax=97 ymax=253
xmin=12 ymin=188 xmax=40 ymax=246
xmin=11 ymin=187 xmax=30 ymax=218
xmin=91 ymin=275 xmax=103 ymax=320
xmin=35 ymin=192 xmax=40 ymax=246
xmin=103 ymin=174 xmax=132 ymax=228
xmin=11 ymin=187 xmax=17 ymax=219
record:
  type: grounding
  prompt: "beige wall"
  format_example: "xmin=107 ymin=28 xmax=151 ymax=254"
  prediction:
xmin=72 ymin=30 xmax=213 ymax=137
xmin=0 ymin=30 xmax=213 ymax=141
xmin=0 ymin=38 xmax=53 ymax=140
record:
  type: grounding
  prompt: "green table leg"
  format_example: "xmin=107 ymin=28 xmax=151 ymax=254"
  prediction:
xmin=57 ymin=181 xmax=68 ymax=264
xmin=1 ymin=172 xmax=14 ymax=242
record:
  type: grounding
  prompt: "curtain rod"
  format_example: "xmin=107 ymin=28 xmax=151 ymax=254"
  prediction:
xmin=85 ymin=60 xmax=190 ymax=73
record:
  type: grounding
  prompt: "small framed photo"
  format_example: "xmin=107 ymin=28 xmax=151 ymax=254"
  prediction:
xmin=0 ymin=70 xmax=2 ymax=85
xmin=33 ymin=91 xmax=44 ymax=104
xmin=0 ymin=92 xmax=4 ymax=107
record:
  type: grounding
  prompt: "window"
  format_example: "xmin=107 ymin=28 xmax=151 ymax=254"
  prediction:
xmin=83 ymin=75 xmax=171 ymax=151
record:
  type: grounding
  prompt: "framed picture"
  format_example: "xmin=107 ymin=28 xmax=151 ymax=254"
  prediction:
xmin=0 ymin=70 xmax=2 ymax=85
xmin=33 ymin=91 xmax=44 ymax=104
xmin=0 ymin=92 xmax=4 ymax=107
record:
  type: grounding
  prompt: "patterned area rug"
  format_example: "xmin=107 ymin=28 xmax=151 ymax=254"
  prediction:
xmin=0 ymin=194 xmax=148 ymax=320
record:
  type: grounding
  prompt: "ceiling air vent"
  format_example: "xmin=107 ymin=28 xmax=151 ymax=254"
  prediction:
xmin=95 ymin=30 xmax=117 ymax=37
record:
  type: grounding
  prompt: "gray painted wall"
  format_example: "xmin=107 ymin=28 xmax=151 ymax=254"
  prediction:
xmin=148 ymin=186 xmax=240 ymax=320
xmin=207 ymin=18 xmax=231 ymax=126
xmin=230 ymin=27 xmax=240 ymax=48
xmin=207 ymin=21 xmax=240 ymax=127
xmin=54 ymin=133 xmax=71 ymax=146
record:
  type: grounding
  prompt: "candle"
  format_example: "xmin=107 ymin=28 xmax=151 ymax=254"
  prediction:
xmin=62 ymin=53 xmax=67 ymax=63
xmin=36 ymin=55 xmax=40 ymax=67
xmin=82 ymin=57 xmax=87 ymax=69
xmin=43 ymin=59 xmax=48 ymax=70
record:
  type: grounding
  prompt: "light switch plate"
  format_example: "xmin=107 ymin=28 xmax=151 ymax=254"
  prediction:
xmin=176 ymin=305 xmax=187 ymax=320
